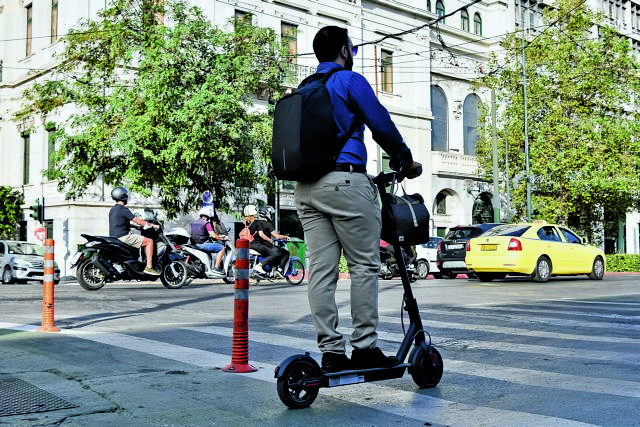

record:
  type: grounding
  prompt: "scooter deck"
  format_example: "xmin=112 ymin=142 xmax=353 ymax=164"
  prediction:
xmin=319 ymin=363 xmax=410 ymax=387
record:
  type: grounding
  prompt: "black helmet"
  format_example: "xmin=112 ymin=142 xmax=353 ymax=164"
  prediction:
xmin=111 ymin=186 xmax=129 ymax=203
xmin=258 ymin=206 xmax=274 ymax=222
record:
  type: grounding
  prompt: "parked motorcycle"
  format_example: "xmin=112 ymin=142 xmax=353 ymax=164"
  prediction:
xmin=165 ymin=227 xmax=235 ymax=284
xmin=71 ymin=209 xmax=189 ymax=290
xmin=379 ymin=242 xmax=424 ymax=282
xmin=249 ymin=239 xmax=305 ymax=285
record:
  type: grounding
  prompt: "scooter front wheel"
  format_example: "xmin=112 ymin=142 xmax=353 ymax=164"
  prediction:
xmin=286 ymin=259 xmax=305 ymax=286
xmin=408 ymin=345 xmax=443 ymax=389
xmin=276 ymin=359 xmax=320 ymax=409
xmin=160 ymin=261 xmax=188 ymax=289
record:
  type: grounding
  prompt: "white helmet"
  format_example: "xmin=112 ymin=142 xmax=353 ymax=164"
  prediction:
xmin=243 ymin=204 xmax=258 ymax=217
xmin=198 ymin=206 xmax=214 ymax=219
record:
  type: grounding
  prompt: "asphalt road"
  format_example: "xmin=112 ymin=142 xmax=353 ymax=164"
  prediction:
xmin=1 ymin=273 xmax=639 ymax=426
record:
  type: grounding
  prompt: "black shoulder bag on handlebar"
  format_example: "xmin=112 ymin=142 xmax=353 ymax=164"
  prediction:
xmin=380 ymin=176 xmax=431 ymax=246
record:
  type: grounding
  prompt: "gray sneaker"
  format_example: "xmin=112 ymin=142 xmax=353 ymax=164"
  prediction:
xmin=273 ymin=269 xmax=285 ymax=279
xmin=144 ymin=267 xmax=161 ymax=276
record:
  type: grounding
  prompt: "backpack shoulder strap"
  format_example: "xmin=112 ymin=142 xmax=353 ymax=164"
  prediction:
xmin=298 ymin=67 xmax=347 ymax=90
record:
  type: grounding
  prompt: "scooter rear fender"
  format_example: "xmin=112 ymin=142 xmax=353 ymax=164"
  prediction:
xmin=273 ymin=353 xmax=320 ymax=378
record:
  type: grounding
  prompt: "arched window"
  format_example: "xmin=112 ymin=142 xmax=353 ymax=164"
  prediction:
xmin=474 ymin=12 xmax=483 ymax=35
xmin=461 ymin=10 xmax=470 ymax=32
xmin=436 ymin=0 xmax=445 ymax=20
xmin=463 ymin=93 xmax=481 ymax=155
xmin=427 ymin=0 xmax=432 ymax=12
xmin=431 ymin=86 xmax=448 ymax=152
xmin=435 ymin=192 xmax=447 ymax=215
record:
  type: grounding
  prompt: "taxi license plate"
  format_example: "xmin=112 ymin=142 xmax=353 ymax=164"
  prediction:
xmin=447 ymin=244 xmax=464 ymax=250
xmin=481 ymin=245 xmax=498 ymax=251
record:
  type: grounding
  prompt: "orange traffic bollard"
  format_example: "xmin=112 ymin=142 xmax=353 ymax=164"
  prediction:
xmin=223 ymin=238 xmax=257 ymax=373
xmin=38 ymin=239 xmax=60 ymax=332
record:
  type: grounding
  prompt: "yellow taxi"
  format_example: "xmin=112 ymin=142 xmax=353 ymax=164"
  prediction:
xmin=465 ymin=221 xmax=605 ymax=283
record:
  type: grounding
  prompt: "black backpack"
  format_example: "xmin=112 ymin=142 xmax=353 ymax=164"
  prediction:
xmin=271 ymin=68 xmax=358 ymax=182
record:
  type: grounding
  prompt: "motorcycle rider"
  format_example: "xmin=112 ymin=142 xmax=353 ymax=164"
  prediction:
xmin=243 ymin=205 xmax=279 ymax=276
xmin=108 ymin=187 xmax=160 ymax=276
xmin=257 ymin=206 xmax=290 ymax=279
xmin=191 ymin=207 xmax=226 ymax=277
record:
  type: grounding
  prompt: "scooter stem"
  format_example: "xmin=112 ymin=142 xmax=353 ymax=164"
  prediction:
xmin=392 ymin=243 xmax=426 ymax=363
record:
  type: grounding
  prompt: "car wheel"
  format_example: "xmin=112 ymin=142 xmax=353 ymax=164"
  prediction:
xmin=416 ymin=260 xmax=429 ymax=280
xmin=588 ymin=256 xmax=605 ymax=280
xmin=2 ymin=267 xmax=14 ymax=284
xmin=532 ymin=256 xmax=551 ymax=283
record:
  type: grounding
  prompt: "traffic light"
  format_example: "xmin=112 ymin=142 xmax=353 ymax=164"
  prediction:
xmin=29 ymin=198 xmax=45 ymax=223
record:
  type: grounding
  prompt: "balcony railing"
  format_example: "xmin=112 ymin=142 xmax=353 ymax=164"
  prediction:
xmin=282 ymin=62 xmax=316 ymax=88
xmin=431 ymin=151 xmax=479 ymax=177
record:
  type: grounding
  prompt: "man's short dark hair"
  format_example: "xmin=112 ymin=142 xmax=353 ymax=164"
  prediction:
xmin=313 ymin=26 xmax=349 ymax=62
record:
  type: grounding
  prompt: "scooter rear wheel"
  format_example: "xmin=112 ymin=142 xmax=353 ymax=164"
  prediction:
xmin=222 ymin=261 xmax=235 ymax=284
xmin=409 ymin=345 xmax=443 ymax=389
xmin=76 ymin=259 xmax=106 ymax=290
xmin=276 ymin=359 xmax=320 ymax=409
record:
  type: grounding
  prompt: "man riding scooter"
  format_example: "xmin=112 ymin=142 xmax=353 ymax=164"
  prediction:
xmin=109 ymin=186 xmax=160 ymax=276
xmin=190 ymin=207 xmax=226 ymax=278
xmin=257 ymin=206 xmax=290 ymax=279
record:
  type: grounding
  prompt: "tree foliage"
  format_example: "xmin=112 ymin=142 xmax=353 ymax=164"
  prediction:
xmin=0 ymin=187 xmax=24 ymax=239
xmin=19 ymin=0 xmax=285 ymax=218
xmin=476 ymin=0 xmax=640 ymax=237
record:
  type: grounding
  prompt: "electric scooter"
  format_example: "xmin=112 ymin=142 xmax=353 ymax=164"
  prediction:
xmin=274 ymin=170 xmax=443 ymax=409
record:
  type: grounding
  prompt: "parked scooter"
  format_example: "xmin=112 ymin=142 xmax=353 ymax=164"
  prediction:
xmin=249 ymin=239 xmax=305 ymax=285
xmin=71 ymin=209 xmax=189 ymax=290
xmin=165 ymin=227 xmax=236 ymax=284
xmin=379 ymin=242 xmax=423 ymax=282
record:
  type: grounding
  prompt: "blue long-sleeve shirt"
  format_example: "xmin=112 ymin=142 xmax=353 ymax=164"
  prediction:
xmin=313 ymin=62 xmax=412 ymax=169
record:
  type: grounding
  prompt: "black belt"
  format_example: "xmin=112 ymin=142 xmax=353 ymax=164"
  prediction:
xmin=333 ymin=163 xmax=366 ymax=173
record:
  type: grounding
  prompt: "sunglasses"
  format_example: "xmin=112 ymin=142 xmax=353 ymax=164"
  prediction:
xmin=345 ymin=45 xmax=358 ymax=57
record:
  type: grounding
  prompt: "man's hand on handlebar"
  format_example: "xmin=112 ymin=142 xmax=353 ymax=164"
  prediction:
xmin=398 ymin=162 xmax=423 ymax=182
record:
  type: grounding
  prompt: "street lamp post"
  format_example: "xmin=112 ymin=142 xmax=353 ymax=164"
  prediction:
xmin=521 ymin=4 xmax=532 ymax=222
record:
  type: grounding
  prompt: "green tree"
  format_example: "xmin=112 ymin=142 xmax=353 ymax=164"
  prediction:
xmin=476 ymin=0 xmax=640 ymax=238
xmin=0 ymin=187 xmax=23 ymax=239
xmin=19 ymin=0 xmax=284 ymax=218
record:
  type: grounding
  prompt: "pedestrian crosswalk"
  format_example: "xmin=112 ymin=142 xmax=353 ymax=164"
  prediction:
xmin=3 ymin=296 xmax=639 ymax=426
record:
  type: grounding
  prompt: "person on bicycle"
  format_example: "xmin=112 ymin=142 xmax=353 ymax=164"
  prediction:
xmin=295 ymin=26 xmax=422 ymax=373
xmin=257 ymin=206 xmax=290 ymax=279
xmin=191 ymin=206 xmax=226 ymax=277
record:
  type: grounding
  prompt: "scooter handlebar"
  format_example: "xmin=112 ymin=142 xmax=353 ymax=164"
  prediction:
xmin=372 ymin=162 xmax=423 ymax=187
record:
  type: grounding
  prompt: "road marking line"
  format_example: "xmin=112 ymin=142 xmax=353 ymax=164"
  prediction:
xmin=376 ymin=315 xmax=640 ymax=345
xmin=185 ymin=325 xmax=640 ymax=398
xmin=0 ymin=322 xmax=598 ymax=427
xmin=467 ymin=305 xmax=640 ymax=321
xmin=418 ymin=307 xmax=640 ymax=331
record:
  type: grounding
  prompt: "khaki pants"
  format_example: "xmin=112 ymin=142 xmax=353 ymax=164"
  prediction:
xmin=295 ymin=171 xmax=381 ymax=353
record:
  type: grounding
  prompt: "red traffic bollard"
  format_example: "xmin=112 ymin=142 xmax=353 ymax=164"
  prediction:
xmin=223 ymin=238 xmax=257 ymax=373
xmin=38 ymin=239 xmax=60 ymax=333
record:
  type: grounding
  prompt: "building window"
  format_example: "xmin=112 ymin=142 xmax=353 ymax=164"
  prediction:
xmin=281 ymin=22 xmax=297 ymax=61
xmin=632 ymin=3 xmax=640 ymax=33
xmin=427 ymin=0 xmax=432 ymax=12
xmin=474 ymin=13 xmax=483 ymax=35
xmin=516 ymin=0 xmax=546 ymax=31
xmin=603 ymin=0 xmax=627 ymax=27
xmin=22 ymin=133 xmax=31 ymax=185
xmin=461 ymin=10 xmax=470 ymax=32
xmin=235 ymin=10 xmax=252 ymax=27
xmin=436 ymin=0 xmax=445 ymax=21
xmin=47 ymin=129 xmax=56 ymax=172
xmin=435 ymin=193 xmax=447 ymax=215
xmin=381 ymin=153 xmax=392 ymax=173
xmin=26 ymin=4 xmax=33 ymax=56
xmin=431 ymin=86 xmax=448 ymax=152
xmin=463 ymin=94 xmax=481 ymax=155
xmin=381 ymin=49 xmax=393 ymax=93
xmin=51 ymin=0 xmax=59 ymax=43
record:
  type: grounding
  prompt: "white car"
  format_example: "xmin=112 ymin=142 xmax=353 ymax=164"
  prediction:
xmin=1 ymin=240 xmax=60 ymax=285
xmin=415 ymin=237 xmax=442 ymax=279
